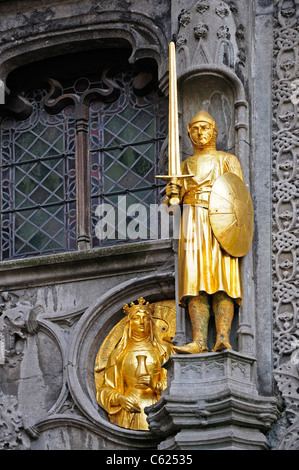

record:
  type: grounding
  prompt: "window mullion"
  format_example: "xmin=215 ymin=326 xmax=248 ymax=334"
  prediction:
xmin=75 ymin=104 xmax=92 ymax=250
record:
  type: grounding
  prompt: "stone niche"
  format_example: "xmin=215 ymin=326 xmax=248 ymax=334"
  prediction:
xmin=180 ymin=73 xmax=235 ymax=157
xmin=0 ymin=240 xmax=175 ymax=450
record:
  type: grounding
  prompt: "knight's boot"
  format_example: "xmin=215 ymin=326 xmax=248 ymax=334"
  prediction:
xmin=173 ymin=293 xmax=210 ymax=354
xmin=212 ymin=291 xmax=234 ymax=352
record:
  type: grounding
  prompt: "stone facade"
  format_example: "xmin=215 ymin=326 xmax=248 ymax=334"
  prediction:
xmin=272 ymin=0 xmax=299 ymax=451
xmin=0 ymin=0 xmax=298 ymax=450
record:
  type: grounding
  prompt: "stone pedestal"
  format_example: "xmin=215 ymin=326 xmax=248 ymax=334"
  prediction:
xmin=146 ymin=351 xmax=278 ymax=450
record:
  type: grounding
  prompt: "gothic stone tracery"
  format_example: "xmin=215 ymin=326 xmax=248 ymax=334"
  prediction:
xmin=272 ymin=0 xmax=299 ymax=450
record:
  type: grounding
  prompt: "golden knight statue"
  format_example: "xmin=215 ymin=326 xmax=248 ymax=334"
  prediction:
xmin=159 ymin=43 xmax=254 ymax=354
xmin=166 ymin=109 xmax=253 ymax=354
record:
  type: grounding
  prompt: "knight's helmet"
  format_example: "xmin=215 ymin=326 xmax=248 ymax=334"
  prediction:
xmin=187 ymin=110 xmax=218 ymax=147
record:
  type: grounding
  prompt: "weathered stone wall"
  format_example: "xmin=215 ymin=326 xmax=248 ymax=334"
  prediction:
xmin=0 ymin=241 xmax=175 ymax=449
xmin=271 ymin=0 xmax=299 ymax=451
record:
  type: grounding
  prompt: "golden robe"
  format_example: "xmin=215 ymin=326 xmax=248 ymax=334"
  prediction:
xmin=178 ymin=150 xmax=243 ymax=307
xmin=97 ymin=329 xmax=169 ymax=430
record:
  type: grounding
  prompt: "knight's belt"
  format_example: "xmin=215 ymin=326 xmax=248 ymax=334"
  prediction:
xmin=183 ymin=192 xmax=210 ymax=207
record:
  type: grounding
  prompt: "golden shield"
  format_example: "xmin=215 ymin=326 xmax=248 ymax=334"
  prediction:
xmin=209 ymin=172 xmax=254 ymax=257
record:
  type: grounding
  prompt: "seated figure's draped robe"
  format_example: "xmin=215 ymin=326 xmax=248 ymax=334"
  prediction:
xmin=97 ymin=326 xmax=168 ymax=430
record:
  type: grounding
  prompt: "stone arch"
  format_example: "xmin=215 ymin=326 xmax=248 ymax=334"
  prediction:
xmin=32 ymin=272 xmax=174 ymax=447
xmin=0 ymin=10 xmax=169 ymax=87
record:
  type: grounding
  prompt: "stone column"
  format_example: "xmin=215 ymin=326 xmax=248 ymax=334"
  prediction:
xmin=146 ymin=351 xmax=278 ymax=450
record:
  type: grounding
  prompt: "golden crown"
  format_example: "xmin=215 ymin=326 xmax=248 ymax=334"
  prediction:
xmin=123 ymin=297 xmax=155 ymax=317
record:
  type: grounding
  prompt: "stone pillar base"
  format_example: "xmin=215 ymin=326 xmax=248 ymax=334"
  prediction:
xmin=146 ymin=351 xmax=278 ymax=450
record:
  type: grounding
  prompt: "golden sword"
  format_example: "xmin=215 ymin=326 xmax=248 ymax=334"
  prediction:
xmin=156 ymin=41 xmax=193 ymax=205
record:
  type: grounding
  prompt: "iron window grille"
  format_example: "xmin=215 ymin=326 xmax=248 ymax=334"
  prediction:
xmin=0 ymin=68 xmax=167 ymax=260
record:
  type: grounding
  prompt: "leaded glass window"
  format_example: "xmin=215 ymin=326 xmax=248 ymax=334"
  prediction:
xmin=0 ymin=65 xmax=167 ymax=260
xmin=0 ymin=90 xmax=77 ymax=259
xmin=90 ymin=70 xmax=167 ymax=246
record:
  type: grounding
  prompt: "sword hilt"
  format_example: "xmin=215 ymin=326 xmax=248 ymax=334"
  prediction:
xmin=155 ymin=174 xmax=194 ymax=206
